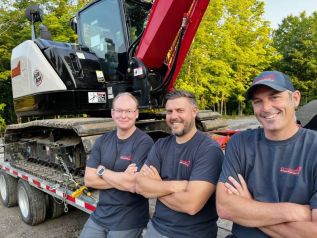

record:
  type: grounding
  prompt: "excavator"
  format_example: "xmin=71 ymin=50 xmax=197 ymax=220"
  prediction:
xmin=4 ymin=0 xmax=227 ymax=186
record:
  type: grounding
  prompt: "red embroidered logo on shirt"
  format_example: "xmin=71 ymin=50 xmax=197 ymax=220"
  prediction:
xmin=280 ymin=166 xmax=302 ymax=175
xmin=179 ymin=160 xmax=191 ymax=167
xmin=120 ymin=155 xmax=132 ymax=161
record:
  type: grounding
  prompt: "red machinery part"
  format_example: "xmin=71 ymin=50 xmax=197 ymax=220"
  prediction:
xmin=135 ymin=0 xmax=210 ymax=91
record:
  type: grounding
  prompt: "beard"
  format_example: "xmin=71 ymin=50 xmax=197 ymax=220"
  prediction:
xmin=170 ymin=119 xmax=195 ymax=137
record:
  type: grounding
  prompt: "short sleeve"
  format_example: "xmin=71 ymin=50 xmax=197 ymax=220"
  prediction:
xmin=218 ymin=134 xmax=243 ymax=183
xmin=132 ymin=135 xmax=154 ymax=171
xmin=145 ymin=141 xmax=162 ymax=173
xmin=86 ymin=135 xmax=102 ymax=168
xmin=310 ymin=190 xmax=317 ymax=209
xmin=309 ymin=168 xmax=317 ymax=209
xmin=190 ymin=139 xmax=224 ymax=185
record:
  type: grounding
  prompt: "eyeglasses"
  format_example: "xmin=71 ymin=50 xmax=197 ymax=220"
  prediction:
xmin=112 ymin=108 xmax=137 ymax=116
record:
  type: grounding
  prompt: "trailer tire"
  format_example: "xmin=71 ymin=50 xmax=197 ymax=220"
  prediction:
xmin=46 ymin=195 xmax=64 ymax=219
xmin=17 ymin=179 xmax=46 ymax=225
xmin=0 ymin=171 xmax=18 ymax=207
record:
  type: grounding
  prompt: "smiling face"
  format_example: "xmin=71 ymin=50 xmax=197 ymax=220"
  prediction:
xmin=251 ymin=86 xmax=301 ymax=140
xmin=111 ymin=94 xmax=138 ymax=133
xmin=165 ymin=97 xmax=198 ymax=142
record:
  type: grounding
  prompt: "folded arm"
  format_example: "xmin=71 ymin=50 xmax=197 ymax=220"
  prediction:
xmin=135 ymin=165 xmax=188 ymax=198
xmin=136 ymin=165 xmax=215 ymax=215
xmin=84 ymin=164 xmax=138 ymax=192
xmin=217 ymin=176 xmax=311 ymax=227
xmin=159 ymin=180 xmax=215 ymax=215
xmin=260 ymin=213 xmax=317 ymax=238
xmin=216 ymin=175 xmax=311 ymax=227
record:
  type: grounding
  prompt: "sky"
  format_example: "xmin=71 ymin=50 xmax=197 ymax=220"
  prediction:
xmin=263 ymin=0 xmax=317 ymax=29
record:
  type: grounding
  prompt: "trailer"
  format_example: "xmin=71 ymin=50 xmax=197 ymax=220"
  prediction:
xmin=0 ymin=140 xmax=97 ymax=225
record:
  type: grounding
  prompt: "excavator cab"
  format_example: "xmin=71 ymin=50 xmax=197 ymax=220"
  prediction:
xmin=75 ymin=0 xmax=150 ymax=83
xmin=11 ymin=0 xmax=157 ymax=120
xmin=73 ymin=0 xmax=160 ymax=109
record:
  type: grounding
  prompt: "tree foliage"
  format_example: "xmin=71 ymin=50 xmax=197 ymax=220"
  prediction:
xmin=272 ymin=12 xmax=317 ymax=102
xmin=177 ymin=0 xmax=280 ymax=115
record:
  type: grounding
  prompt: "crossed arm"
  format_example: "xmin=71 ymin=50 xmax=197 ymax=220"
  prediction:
xmin=216 ymin=174 xmax=317 ymax=237
xmin=84 ymin=163 xmax=138 ymax=193
xmin=136 ymin=164 xmax=215 ymax=215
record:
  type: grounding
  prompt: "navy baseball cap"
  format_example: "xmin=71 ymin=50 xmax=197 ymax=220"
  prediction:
xmin=246 ymin=71 xmax=295 ymax=100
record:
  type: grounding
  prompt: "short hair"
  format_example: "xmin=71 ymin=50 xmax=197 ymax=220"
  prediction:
xmin=165 ymin=90 xmax=197 ymax=106
xmin=112 ymin=92 xmax=139 ymax=108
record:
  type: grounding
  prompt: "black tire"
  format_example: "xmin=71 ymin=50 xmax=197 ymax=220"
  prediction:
xmin=0 ymin=170 xmax=18 ymax=207
xmin=17 ymin=179 xmax=46 ymax=225
xmin=46 ymin=195 xmax=65 ymax=219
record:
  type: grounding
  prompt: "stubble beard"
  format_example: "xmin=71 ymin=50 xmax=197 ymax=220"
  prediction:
xmin=171 ymin=119 xmax=194 ymax=137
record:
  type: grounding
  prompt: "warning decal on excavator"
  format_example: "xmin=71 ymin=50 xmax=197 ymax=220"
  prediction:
xmin=134 ymin=67 xmax=143 ymax=76
xmin=34 ymin=69 xmax=43 ymax=86
xmin=96 ymin=70 xmax=105 ymax=82
xmin=88 ymin=92 xmax=107 ymax=103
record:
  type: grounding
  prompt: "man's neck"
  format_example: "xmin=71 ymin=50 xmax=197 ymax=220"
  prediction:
xmin=264 ymin=123 xmax=299 ymax=141
xmin=176 ymin=127 xmax=198 ymax=144
xmin=117 ymin=126 xmax=137 ymax=140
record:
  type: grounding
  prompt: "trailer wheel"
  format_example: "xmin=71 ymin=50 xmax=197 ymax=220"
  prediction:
xmin=46 ymin=195 xmax=64 ymax=219
xmin=0 ymin=170 xmax=18 ymax=207
xmin=17 ymin=179 xmax=46 ymax=225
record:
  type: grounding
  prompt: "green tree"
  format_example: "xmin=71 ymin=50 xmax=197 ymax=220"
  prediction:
xmin=273 ymin=11 xmax=317 ymax=102
xmin=177 ymin=0 xmax=280 ymax=115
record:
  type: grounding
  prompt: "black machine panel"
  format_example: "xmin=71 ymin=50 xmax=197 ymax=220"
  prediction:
xmin=36 ymin=39 xmax=106 ymax=89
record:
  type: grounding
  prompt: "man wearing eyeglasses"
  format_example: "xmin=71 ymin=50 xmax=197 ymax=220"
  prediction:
xmin=80 ymin=92 xmax=154 ymax=238
xmin=136 ymin=90 xmax=224 ymax=238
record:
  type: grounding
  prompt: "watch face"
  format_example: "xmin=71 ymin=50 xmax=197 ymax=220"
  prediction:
xmin=97 ymin=167 xmax=105 ymax=176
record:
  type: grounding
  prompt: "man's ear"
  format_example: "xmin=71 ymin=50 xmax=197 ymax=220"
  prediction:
xmin=192 ymin=106 xmax=198 ymax=117
xmin=293 ymin=90 xmax=301 ymax=108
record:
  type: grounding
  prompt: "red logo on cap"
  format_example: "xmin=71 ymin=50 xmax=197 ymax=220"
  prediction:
xmin=254 ymin=73 xmax=276 ymax=84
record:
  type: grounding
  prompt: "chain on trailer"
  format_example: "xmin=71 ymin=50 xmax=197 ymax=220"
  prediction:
xmin=8 ymin=151 xmax=96 ymax=199
xmin=56 ymin=155 xmax=96 ymax=212
xmin=56 ymin=155 xmax=73 ymax=213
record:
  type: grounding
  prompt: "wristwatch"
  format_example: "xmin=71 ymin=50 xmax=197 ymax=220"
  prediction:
xmin=97 ymin=166 xmax=106 ymax=177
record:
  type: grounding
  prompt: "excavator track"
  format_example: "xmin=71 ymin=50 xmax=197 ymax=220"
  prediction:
xmin=10 ymin=158 xmax=84 ymax=189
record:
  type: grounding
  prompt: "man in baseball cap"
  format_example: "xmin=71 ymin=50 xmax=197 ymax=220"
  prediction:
xmin=217 ymin=71 xmax=317 ymax=238
xmin=246 ymin=71 xmax=295 ymax=100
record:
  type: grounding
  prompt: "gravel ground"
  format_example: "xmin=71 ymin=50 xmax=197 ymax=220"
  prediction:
xmin=0 ymin=116 xmax=259 ymax=238
xmin=0 ymin=202 xmax=89 ymax=238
